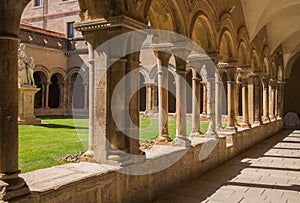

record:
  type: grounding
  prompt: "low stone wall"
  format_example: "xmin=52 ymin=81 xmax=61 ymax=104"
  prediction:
xmin=16 ymin=120 xmax=283 ymax=203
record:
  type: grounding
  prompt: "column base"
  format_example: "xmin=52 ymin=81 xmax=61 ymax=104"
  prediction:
xmin=251 ymin=121 xmax=262 ymax=127
xmin=155 ymin=134 xmax=172 ymax=145
xmin=0 ymin=174 xmax=30 ymax=201
xmin=224 ymin=126 xmax=237 ymax=133
xmin=240 ymin=122 xmax=251 ymax=129
xmin=173 ymin=135 xmax=191 ymax=147
xmin=107 ymin=151 xmax=146 ymax=167
xmin=190 ymin=131 xmax=202 ymax=137
xmin=205 ymin=130 xmax=219 ymax=139
xmin=79 ymin=150 xmax=98 ymax=163
xmin=262 ymin=116 xmax=271 ymax=123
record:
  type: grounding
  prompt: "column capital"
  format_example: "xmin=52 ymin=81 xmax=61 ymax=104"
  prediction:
xmin=237 ymin=67 xmax=251 ymax=80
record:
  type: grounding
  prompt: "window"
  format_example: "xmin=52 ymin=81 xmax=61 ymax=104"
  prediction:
xmin=33 ymin=0 xmax=41 ymax=6
xmin=67 ymin=22 xmax=75 ymax=38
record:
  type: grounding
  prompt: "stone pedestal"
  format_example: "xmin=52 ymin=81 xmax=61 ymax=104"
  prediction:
xmin=18 ymin=86 xmax=41 ymax=125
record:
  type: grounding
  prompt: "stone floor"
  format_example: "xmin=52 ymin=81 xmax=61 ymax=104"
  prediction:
xmin=154 ymin=129 xmax=300 ymax=203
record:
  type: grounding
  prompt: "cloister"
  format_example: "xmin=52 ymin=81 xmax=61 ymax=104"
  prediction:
xmin=0 ymin=0 xmax=300 ymax=202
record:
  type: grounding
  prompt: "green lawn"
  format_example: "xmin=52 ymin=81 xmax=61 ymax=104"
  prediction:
xmin=19 ymin=116 xmax=209 ymax=173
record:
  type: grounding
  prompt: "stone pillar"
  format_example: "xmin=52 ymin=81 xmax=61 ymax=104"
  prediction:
xmin=45 ymin=81 xmax=50 ymax=108
xmin=41 ymin=82 xmax=46 ymax=108
xmin=173 ymin=57 xmax=190 ymax=147
xmin=262 ymin=75 xmax=270 ymax=123
xmin=202 ymin=82 xmax=207 ymax=115
xmin=83 ymin=82 xmax=89 ymax=110
xmin=145 ymin=84 xmax=154 ymax=114
xmin=190 ymin=68 xmax=201 ymax=136
xmin=277 ymin=81 xmax=286 ymax=119
xmin=224 ymin=66 xmax=237 ymax=132
xmin=76 ymin=17 xmax=147 ymax=165
xmin=0 ymin=37 xmax=30 ymax=201
xmin=155 ymin=51 xmax=172 ymax=143
xmin=81 ymin=43 xmax=96 ymax=162
xmin=269 ymin=79 xmax=277 ymax=121
xmin=238 ymin=68 xmax=251 ymax=129
xmin=59 ymin=82 xmax=65 ymax=108
xmin=249 ymin=72 xmax=263 ymax=126
xmin=215 ymin=70 xmax=224 ymax=132
xmin=206 ymin=76 xmax=217 ymax=138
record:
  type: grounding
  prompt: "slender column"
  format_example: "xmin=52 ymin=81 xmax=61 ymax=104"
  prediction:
xmin=239 ymin=69 xmax=251 ymax=128
xmin=277 ymin=81 xmax=286 ymax=119
xmin=225 ymin=67 xmax=237 ymax=132
xmin=274 ymin=82 xmax=279 ymax=119
xmin=145 ymin=84 xmax=152 ymax=114
xmin=41 ymin=82 xmax=46 ymax=108
xmin=45 ymin=82 xmax=50 ymax=108
xmin=59 ymin=82 xmax=65 ymax=108
xmin=202 ymin=82 xmax=207 ymax=115
xmin=83 ymin=82 xmax=89 ymax=110
xmin=151 ymin=84 xmax=158 ymax=112
xmin=215 ymin=69 xmax=224 ymax=132
xmin=82 ymin=43 xmax=96 ymax=162
xmin=269 ymin=79 xmax=276 ymax=120
xmin=250 ymin=72 xmax=263 ymax=126
xmin=206 ymin=76 xmax=217 ymax=137
xmin=262 ymin=75 xmax=270 ymax=123
xmin=0 ymin=37 xmax=30 ymax=201
xmin=155 ymin=51 xmax=172 ymax=143
xmin=173 ymin=57 xmax=190 ymax=146
xmin=190 ymin=69 xmax=201 ymax=136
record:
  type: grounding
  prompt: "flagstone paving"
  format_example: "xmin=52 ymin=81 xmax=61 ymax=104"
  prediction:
xmin=154 ymin=129 xmax=300 ymax=203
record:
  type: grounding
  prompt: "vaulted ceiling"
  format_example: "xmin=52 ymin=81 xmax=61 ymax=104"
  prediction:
xmin=240 ymin=0 xmax=300 ymax=70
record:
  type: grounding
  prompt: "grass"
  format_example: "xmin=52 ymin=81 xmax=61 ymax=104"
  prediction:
xmin=19 ymin=116 xmax=209 ymax=173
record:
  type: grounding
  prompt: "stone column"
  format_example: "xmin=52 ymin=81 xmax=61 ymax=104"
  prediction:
xmin=151 ymin=84 xmax=158 ymax=112
xmin=223 ymin=66 xmax=237 ymax=132
xmin=269 ymin=79 xmax=276 ymax=121
xmin=0 ymin=36 xmax=30 ymax=202
xmin=41 ymin=82 xmax=46 ymax=108
xmin=45 ymin=81 xmax=50 ymax=108
xmin=202 ymin=82 xmax=207 ymax=115
xmin=277 ymin=81 xmax=286 ymax=119
xmin=215 ymin=70 xmax=224 ymax=132
xmin=145 ymin=84 xmax=153 ymax=114
xmin=155 ymin=51 xmax=172 ymax=143
xmin=173 ymin=57 xmax=190 ymax=146
xmin=190 ymin=68 xmax=201 ymax=136
xmin=238 ymin=69 xmax=251 ymax=128
xmin=249 ymin=72 xmax=263 ymax=126
xmin=59 ymin=82 xmax=65 ymax=108
xmin=262 ymin=75 xmax=270 ymax=123
xmin=83 ymin=82 xmax=89 ymax=110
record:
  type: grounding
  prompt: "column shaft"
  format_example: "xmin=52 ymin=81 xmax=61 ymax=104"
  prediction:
xmin=191 ymin=69 xmax=201 ymax=136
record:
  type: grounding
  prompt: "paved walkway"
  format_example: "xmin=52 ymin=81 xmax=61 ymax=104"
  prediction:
xmin=154 ymin=129 xmax=300 ymax=203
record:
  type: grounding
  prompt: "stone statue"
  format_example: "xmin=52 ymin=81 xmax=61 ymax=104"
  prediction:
xmin=18 ymin=43 xmax=35 ymax=86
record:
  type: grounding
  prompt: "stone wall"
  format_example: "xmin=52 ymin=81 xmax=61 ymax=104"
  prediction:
xmin=16 ymin=120 xmax=283 ymax=203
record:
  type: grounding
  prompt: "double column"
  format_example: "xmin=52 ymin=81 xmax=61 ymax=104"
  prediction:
xmin=219 ymin=64 xmax=237 ymax=132
xmin=269 ymin=79 xmax=277 ymax=121
xmin=238 ymin=68 xmax=251 ymax=129
xmin=155 ymin=50 xmax=172 ymax=143
xmin=262 ymin=74 xmax=271 ymax=123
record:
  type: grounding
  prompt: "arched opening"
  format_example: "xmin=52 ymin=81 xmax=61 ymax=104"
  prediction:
xmin=140 ymin=73 xmax=146 ymax=112
xmin=219 ymin=31 xmax=235 ymax=63
xmin=33 ymin=71 xmax=47 ymax=108
xmin=71 ymin=73 xmax=85 ymax=109
xmin=49 ymin=73 xmax=63 ymax=108
xmin=285 ymin=56 xmax=300 ymax=115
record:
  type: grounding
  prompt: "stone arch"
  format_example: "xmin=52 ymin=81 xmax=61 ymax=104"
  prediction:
xmin=237 ymin=42 xmax=249 ymax=66
xmin=251 ymin=49 xmax=262 ymax=72
xmin=237 ymin=27 xmax=251 ymax=65
xmin=34 ymin=65 xmax=50 ymax=82
xmin=218 ymin=13 xmax=238 ymax=62
xmin=147 ymin=0 xmax=187 ymax=35
xmin=139 ymin=66 xmax=151 ymax=84
xmin=49 ymin=68 xmax=66 ymax=83
xmin=190 ymin=13 xmax=217 ymax=52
